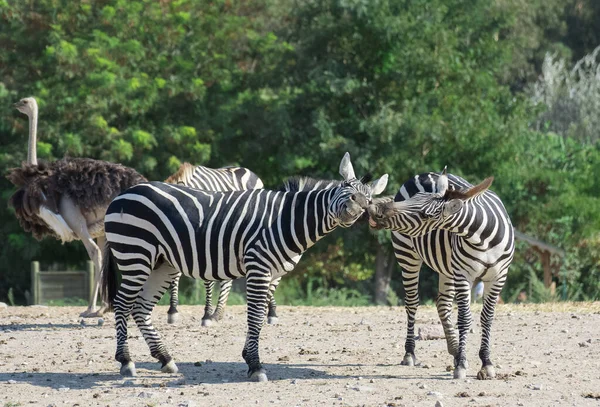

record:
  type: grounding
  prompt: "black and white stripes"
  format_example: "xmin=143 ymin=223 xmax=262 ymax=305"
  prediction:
xmin=367 ymin=170 xmax=514 ymax=380
xmin=164 ymin=163 xmax=270 ymax=326
xmin=102 ymin=153 xmax=388 ymax=381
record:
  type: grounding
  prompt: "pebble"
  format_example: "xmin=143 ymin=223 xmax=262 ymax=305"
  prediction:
xmin=290 ymin=379 xmax=297 ymax=384
xmin=58 ymin=386 xmax=69 ymax=392
xmin=97 ymin=318 xmax=104 ymax=327
xmin=122 ymin=380 xmax=135 ymax=387
xmin=178 ymin=402 xmax=196 ymax=407
xmin=435 ymin=401 xmax=444 ymax=407
xmin=578 ymin=342 xmax=590 ymax=348
xmin=530 ymin=384 xmax=542 ymax=390
xmin=0 ymin=302 xmax=7 ymax=309
xmin=7 ymin=380 xmax=17 ymax=384
xmin=352 ymin=386 xmax=375 ymax=393
xmin=422 ymin=364 xmax=431 ymax=369
xmin=427 ymin=391 xmax=443 ymax=398
xmin=138 ymin=392 xmax=154 ymax=398
xmin=561 ymin=329 xmax=568 ymax=333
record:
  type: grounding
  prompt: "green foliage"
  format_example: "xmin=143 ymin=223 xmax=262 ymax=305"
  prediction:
xmin=1 ymin=0 xmax=599 ymax=304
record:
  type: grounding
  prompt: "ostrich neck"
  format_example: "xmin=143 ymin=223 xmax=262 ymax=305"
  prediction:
xmin=27 ymin=108 xmax=38 ymax=165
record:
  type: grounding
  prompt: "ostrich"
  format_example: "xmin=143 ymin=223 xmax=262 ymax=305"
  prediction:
xmin=8 ymin=97 xmax=147 ymax=317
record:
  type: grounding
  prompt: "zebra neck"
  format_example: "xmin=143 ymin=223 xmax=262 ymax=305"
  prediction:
xmin=442 ymin=197 xmax=509 ymax=248
xmin=443 ymin=199 xmax=487 ymax=244
xmin=279 ymin=188 xmax=338 ymax=254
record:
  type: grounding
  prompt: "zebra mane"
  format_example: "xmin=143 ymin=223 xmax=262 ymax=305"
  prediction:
xmin=280 ymin=176 xmax=341 ymax=192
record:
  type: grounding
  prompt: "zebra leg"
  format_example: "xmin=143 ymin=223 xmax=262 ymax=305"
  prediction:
xmin=453 ymin=278 xmax=473 ymax=379
xmin=267 ymin=277 xmax=282 ymax=325
xmin=113 ymin=266 xmax=150 ymax=377
xmin=242 ymin=270 xmax=270 ymax=382
xmin=476 ymin=279 xmax=505 ymax=380
xmin=132 ymin=264 xmax=179 ymax=374
xmin=209 ymin=280 xmax=234 ymax=323
xmin=392 ymin=233 xmax=423 ymax=366
xmin=437 ymin=274 xmax=458 ymax=357
xmin=201 ymin=281 xmax=216 ymax=327
xmin=167 ymin=273 xmax=181 ymax=324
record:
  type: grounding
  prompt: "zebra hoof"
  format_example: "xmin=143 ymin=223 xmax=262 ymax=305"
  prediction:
xmin=161 ymin=360 xmax=179 ymax=374
xmin=120 ymin=361 xmax=137 ymax=377
xmin=249 ymin=369 xmax=268 ymax=382
xmin=201 ymin=318 xmax=213 ymax=327
xmin=267 ymin=316 xmax=278 ymax=325
xmin=477 ymin=365 xmax=495 ymax=380
xmin=400 ymin=353 xmax=416 ymax=366
xmin=453 ymin=367 xmax=467 ymax=379
xmin=167 ymin=312 xmax=180 ymax=324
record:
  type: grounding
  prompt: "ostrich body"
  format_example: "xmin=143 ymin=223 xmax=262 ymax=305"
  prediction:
xmin=8 ymin=97 xmax=147 ymax=316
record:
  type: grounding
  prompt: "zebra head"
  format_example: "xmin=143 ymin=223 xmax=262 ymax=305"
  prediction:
xmin=334 ymin=152 xmax=388 ymax=228
xmin=366 ymin=169 xmax=493 ymax=236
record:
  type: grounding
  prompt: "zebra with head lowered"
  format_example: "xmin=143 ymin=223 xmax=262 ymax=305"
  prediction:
xmin=164 ymin=163 xmax=283 ymax=326
xmin=367 ymin=169 xmax=514 ymax=380
xmin=102 ymin=153 xmax=388 ymax=381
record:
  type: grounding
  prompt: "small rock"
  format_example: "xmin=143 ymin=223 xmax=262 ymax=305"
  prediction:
xmin=529 ymin=384 xmax=542 ymax=390
xmin=418 ymin=383 xmax=427 ymax=389
xmin=194 ymin=361 xmax=202 ymax=366
xmin=333 ymin=393 xmax=342 ymax=398
xmin=571 ymin=314 xmax=580 ymax=319
xmin=578 ymin=342 xmax=590 ymax=348
xmin=427 ymin=391 xmax=443 ymax=397
xmin=446 ymin=365 xmax=454 ymax=372
xmin=97 ymin=318 xmax=104 ymax=327
xmin=422 ymin=364 xmax=431 ymax=369
xmin=58 ymin=386 xmax=69 ymax=392
xmin=478 ymin=391 xmax=486 ymax=397
xmin=122 ymin=380 xmax=135 ymax=386
xmin=0 ymin=302 xmax=7 ymax=309
xmin=290 ymin=379 xmax=297 ymax=384
xmin=353 ymin=386 xmax=375 ymax=393
xmin=417 ymin=325 xmax=445 ymax=340
xmin=435 ymin=401 xmax=444 ymax=407
xmin=496 ymin=364 xmax=502 ymax=369
xmin=178 ymin=402 xmax=196 ymax=407
xmin=7 ymin=380 xmax=17 ymax=384
xmin=138 ymin=392 xmax=154 ymax=398
xmin=433 ymin=354 xmax=439 ymax=358
xmin=80 ymin=319 xmax=86 ymax=326
xmin=561 ymin=329 xmax=568 ymax=333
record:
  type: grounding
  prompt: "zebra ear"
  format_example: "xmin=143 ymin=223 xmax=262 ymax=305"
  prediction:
xmin=445 ymin=176 xmax=493 ymax=201
xmin=443 ymin=199 xmax=463 ymax=217
xmin=339 ymin=152 xmax=356 ymax=181
xmin=370 ymin=174 xmax=388 ymax=196
xmin=436 ymin=173 xmax=449 ymax=196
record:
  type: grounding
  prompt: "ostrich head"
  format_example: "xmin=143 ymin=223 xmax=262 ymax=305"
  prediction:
xmin=14 ymin=97 xmax=38 ymax=118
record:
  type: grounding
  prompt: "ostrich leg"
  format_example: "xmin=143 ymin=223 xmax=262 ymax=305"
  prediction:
xmin=59 ymin=197 xmax=106 ymax=317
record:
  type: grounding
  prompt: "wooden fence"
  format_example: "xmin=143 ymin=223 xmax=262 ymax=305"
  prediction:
xmin=30 ymin=261 xmax=94 ymax=305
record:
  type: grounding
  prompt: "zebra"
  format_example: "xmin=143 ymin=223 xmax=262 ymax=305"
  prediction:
xmin=366 ymin=169 xmax=514 ymax=380
xmin=163 ymin=163 xmax=283 ymax=326
xmin=166 ymin=164 xmax=339 ymax=326
xmin=101 ymin=153 xmax=388 ymax=381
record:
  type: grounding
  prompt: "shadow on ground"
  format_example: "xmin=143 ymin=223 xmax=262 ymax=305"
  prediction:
xmin=0 ymin=361 xmax=450 ymax=389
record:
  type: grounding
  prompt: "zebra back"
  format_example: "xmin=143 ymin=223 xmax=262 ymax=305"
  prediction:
xmin=165 ymin=163 xmax=264 ymax=191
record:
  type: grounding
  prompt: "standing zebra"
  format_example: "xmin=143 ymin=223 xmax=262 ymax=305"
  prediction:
xmin=102 ymin=153 xmax=388 ymax=381
xmin=367 ymin=170 xmax=514 ymax=380
xmin=163 ymin=162 xmax=283 ymax=326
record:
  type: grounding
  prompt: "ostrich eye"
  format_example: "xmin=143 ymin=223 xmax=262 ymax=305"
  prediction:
xmin=23 ymin=100 xmax=28 ymax=104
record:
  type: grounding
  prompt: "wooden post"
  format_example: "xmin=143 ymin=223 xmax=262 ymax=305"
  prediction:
xmin=30 ymin=261 xmax=40 ymax=305
xmin=86 ymin=260 xmax=94 ymax=306
xmin=541 ymin=251 xmax=552 ymax=288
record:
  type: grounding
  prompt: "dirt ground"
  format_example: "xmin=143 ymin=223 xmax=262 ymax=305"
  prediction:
xmin=1 ymin=303 xmax=599 ymax=407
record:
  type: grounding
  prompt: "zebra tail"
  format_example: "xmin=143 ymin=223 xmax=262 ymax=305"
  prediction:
xmin=101 ymin=242 xmax=119 ymax=312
